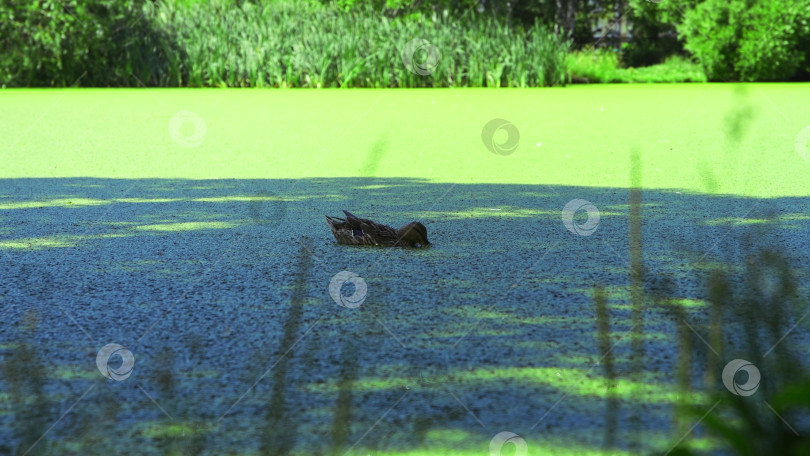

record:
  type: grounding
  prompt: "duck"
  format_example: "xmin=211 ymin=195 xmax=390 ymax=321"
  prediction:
xmin=325 ymin=210 xmax=430 ymax=248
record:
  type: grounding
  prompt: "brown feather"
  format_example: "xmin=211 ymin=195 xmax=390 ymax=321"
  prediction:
xmin=326 ymin=211 xmax=430 ymax=247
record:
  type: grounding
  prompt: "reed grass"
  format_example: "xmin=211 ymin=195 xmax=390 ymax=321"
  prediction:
xmin=0 ymin=312 xmax=52 ymax=456
xmin=587 ymin=147 xmax=810 ymax=454
xmin=664 ymin=250 xmax=810 ymax=455
xmin=3 ymin=0 xmax=717 ymax=87
xmin=593 ymin=284 xmax=618 ymax=451
xmin=150 ymin=0 xmax=570 ymax=88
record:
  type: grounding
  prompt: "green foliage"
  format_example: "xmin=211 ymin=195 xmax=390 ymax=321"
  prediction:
xmin=622 ymin=0 xmax=683 ymax=67
xmin=4 ymin=0 xmax=810 ymax=86
xmin=0 ymin=313 xmax=52 ymax=456
xmin=0 ymin=0 xmax=182 ymax=87
xmin=567 ymin=48 xmax=706 ymax=83
xmin=667 ymin=249 xmax=810 ymax=455
xmin=153 ymin=0 xmax=569 ymax=87
xmin=678 ymin=0 xmax=810 ymax=81
xmin=326 ymin=0 xmax=478 ymax=15
xmin=567 ymin=48 xmax=622 ymax=83
xmin=0 ymin=0 xmax=569 ymax=87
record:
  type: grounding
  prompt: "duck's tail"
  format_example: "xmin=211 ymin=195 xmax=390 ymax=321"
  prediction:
xmin=325 ymin=215 xmax=345 ymax=228
xmin=342 ymin=210 xmax=361 ymax=221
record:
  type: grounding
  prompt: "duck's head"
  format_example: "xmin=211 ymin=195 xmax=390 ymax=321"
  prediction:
xmin=398 ymin=222 xmax=430 ymax=248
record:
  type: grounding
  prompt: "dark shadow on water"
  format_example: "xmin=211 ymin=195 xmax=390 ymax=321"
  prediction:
xmin=0 ymin=177 xmax=808 ymax=455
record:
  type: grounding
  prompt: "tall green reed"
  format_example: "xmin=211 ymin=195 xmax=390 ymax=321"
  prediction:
xmin=152 ymin=0 xmax=569 ymax=88
xmin=0 ymin=311 xmax=53 ymax=456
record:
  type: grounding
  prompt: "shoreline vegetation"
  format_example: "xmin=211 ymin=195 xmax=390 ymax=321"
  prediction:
xmin=4 ymin=0 xmax=808 ymax=88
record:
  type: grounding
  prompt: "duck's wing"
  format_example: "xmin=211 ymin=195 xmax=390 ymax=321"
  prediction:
xmin=365 ymin=223 xmax=400 ymax=245
xmin=326 ymin=214 xmax=360 ymax=244
xmin=341 ymin=210 xmax=375 ymax=229
xmin=342 ymin=210 xmax=388 ymax=229
xmin=341 ymin=210 xmax=399 ymax=244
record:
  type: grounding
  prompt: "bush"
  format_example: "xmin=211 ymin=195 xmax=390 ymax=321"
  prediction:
xmin=0 ymin=0 xmax=181 ymax=87
xmin=678 ymin=0 xmax=810 ymax=81
xmin=567 ymin=48 xmax=623 ymax=83
xmin=622 ymin=0 xmax=683 ymax=67
xmin=567 ymin=48 xmax=706 ymax=83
